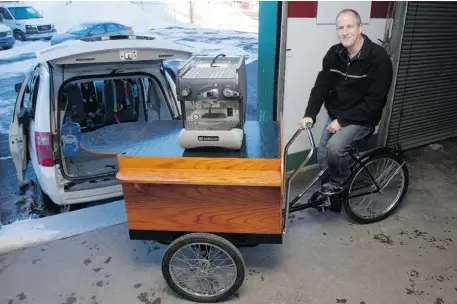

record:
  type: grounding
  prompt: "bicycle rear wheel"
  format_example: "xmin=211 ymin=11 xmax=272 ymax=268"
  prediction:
xmin=343 ymin=153 xmax=409 ymax=224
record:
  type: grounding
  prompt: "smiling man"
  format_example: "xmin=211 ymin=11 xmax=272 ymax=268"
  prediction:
xmin=299 ymin=9 xmax=393 ymax=201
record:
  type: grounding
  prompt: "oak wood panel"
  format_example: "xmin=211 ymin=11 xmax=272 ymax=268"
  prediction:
xmin=117 ymin=155 xmax=280 ymax=171
xmin=117 ymin=155 xmax=281 ymax=186
xmin=117 ymin=169 xmax=281 ymax=187
xmin=123 ymin=183 xmax=282 ymax=234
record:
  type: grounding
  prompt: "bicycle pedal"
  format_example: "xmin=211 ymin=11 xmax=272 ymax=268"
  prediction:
xmin=316 ymin=197 xmax=342 ymax=213
xmin=314 ymin=200 xmax=330 ymax=212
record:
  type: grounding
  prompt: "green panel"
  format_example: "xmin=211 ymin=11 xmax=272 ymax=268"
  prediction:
xmin=285 ymin=150 xmax=318 ymax=172
xmin=257 ymin=1 xmax=278 ymax=121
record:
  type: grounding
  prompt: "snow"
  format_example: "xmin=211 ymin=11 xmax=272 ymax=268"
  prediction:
xmin=0 ymin=58 xmax=35 ymax=77
xmin=0 ymin=0 xmax=258 ymax=134
xmin=0 ymin=200 xmax=127 ymax=255
xmin=31 ymin=1 xmax=177 ymax=33
xmin=0 ymin=221 xmax=61 ymax=255
xmin=0 ymin=1 xmax=258 ymax=76
xmin=156 ymin=1 xmax=258 ymax=33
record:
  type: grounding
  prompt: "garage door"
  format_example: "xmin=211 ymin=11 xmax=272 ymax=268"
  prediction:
xmin=386 ymin=1 xmax=457 ymax=150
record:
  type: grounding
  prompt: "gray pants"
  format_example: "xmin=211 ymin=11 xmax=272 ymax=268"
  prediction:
xmin=317 ymin=116 xmax=374 ymax=186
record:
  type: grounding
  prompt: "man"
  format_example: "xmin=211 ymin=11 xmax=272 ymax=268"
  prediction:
xmin=299 ymin=9 xmax=393 ymax=199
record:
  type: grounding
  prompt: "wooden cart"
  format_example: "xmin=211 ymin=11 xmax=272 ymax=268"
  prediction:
xmin=113 ymin=119 xmax=288 ymax=303
xmin=80 ymin=113 xmax=408 ymax=302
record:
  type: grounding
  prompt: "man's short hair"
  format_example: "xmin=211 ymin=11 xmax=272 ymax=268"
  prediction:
xmin=336 ymin=9 xmax=362 ymax=25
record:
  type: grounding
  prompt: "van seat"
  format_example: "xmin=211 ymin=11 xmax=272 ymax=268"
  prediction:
xmin=63 ymin=84 xmax=85 ymax=125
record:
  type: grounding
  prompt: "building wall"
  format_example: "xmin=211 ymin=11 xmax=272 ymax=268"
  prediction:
xmin=283 ymin=1 xmax=392 ymax=155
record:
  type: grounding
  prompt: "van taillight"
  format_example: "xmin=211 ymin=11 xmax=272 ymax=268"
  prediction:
xmin=35 ymin=132 xmax=54 ymax=167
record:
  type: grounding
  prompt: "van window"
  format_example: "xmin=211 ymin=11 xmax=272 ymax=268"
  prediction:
xmin=31 ymin=76 xmax=40 ymax=118
xmin=7 ymin=6 xmax=42 ymax=20
xmin=20 ymin=71 xmax=40 ymax=120
xmin=0 ymin=7 xmax=13 ymax=20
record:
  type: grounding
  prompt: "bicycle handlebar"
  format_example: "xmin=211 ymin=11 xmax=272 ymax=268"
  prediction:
xmin=284 ymin=124 xmax=315 ymax=153
xmin=282 ymin=123 xmax=316 ymax=233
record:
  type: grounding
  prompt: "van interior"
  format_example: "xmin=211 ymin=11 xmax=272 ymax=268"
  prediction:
xmin=59 ymin=75 xmax=174 ymax=180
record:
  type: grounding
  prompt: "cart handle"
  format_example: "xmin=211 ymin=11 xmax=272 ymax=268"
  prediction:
xmin=282 ymin=124 xmax=315 ymax=231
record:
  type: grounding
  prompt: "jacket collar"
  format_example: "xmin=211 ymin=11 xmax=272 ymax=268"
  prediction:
xmin=336 ymin=34 xmax=372 ymax=61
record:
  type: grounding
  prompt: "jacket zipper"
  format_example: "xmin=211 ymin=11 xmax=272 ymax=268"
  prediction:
xmin=345 ymin=61 xmax=350 ymax=80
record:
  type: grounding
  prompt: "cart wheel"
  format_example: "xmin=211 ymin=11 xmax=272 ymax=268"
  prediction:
xmin=162 ymin=233 xmax=245 ymax=303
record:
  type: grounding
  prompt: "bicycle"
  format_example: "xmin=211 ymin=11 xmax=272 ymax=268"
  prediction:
xmin=283 ymin=123 xmax=409 ymax=224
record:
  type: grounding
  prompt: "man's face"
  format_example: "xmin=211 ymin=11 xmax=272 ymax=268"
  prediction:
xmin=336 ymin=12 xmax=362 ymax=48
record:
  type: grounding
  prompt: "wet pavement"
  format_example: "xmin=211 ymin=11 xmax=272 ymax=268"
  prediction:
xmin=1 ymin=137 xmax=457 ymax=304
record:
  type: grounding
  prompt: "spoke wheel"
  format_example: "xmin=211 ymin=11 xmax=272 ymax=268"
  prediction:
xmin=162 ymin=233 xmax=245 ymax=303
xmin=343 ymin=153 xmax=409 ymax=224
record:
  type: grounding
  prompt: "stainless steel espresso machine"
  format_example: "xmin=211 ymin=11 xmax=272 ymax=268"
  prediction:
xmin=176 ymin=54 xmax=247 ymax=150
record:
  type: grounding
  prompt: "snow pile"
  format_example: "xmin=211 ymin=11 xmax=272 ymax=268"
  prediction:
xmin=31 ymin=1 xmax=177 ymax=34
xmin=30 ymin=1 xmax=258 ymax=34
xmin=0 ymin=221 xmax=61 ymax=255
xmin=155 ymin=1 xmax=258 ymax=33
xmin=0 ymin=200 xmax=127 ymax=254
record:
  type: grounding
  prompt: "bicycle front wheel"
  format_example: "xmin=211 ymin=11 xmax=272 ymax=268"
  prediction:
xmin=343 ymin=153 xmax=409 ymax=224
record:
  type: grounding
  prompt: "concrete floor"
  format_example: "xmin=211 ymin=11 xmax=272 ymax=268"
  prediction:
xmin=1 ymin=139 xmax=457 ymax=304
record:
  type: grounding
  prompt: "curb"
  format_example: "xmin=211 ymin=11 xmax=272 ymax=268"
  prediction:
xmin=0 ymin=200 xmax=127 ymax=255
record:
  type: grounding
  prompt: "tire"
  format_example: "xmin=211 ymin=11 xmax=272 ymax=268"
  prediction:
xmin=14 ymin=30 xmax=26 ymax=41
xmin=36 ymin=180 xmax=55 ymax=208
xmin=36 ymin=180 xmax=72 ymax=214
xmin=343 ymin=153 xmax=409 ymax=224
xmin=162 ymin=233 xmax=245 ymax=303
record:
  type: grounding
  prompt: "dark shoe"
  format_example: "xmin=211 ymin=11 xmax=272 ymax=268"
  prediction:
xmin=309 ymin=188 xmax=342 ymax=213
xmin=320 ymin=182 xmax=344 ymax=196
xmin=315 ymin=196 xmax=343 ymax=213
xmin=307 ymin=188 xmax=326 ymax=207
xmin=326 ymin=196 xmax=343 ymax=213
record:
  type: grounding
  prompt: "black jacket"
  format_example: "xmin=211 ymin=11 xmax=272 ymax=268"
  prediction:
xmin=304 ymin=35 xmax=393 ymax=127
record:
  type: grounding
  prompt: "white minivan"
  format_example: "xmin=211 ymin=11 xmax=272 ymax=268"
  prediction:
xmin=0 ymin=2 xmax=56 ymax=41
xmin=9 ymin=35 xmax=192 ymax=211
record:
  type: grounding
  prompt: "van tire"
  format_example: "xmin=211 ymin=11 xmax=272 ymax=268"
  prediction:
xmin=14 ymin=30 xmax=26 ymax=41
xmin=36 ymin=180 xmax=59 ymax=213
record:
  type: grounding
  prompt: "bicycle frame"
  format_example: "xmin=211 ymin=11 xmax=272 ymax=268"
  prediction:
xmin=281 ymin=125 xmax=389 ymax=233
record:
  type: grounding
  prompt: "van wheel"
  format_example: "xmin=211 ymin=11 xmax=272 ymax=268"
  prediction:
xmin=36 ymin=180 xmax=61 ymax=214
xmin=60 ymin=205 xmax=71 ymax=213
xmin=2 ymin=46 xmax=12 ymax=50
xmin=14 ymin=30 xmax=26 ymax=41
xmin=37 ymin=183 xmax=54 ymax=208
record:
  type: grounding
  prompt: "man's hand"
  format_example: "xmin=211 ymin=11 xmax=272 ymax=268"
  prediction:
xmin=299 ymin=117 xmax=314 ymax=130
xmin=327 ymin=119 xmax=342 ymax=133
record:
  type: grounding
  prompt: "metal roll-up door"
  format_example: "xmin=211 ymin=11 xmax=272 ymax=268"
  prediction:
xmin=386 ymin=1 xmax=457 ymax=150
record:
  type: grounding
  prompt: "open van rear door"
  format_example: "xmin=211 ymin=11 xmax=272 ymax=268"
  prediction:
xmin=9 ymin=70 xmax=33 ymax=184
xmin=36 ymin=35 xmax=194 ymax=132
xmin=36 ymin=35 xmax=194 ymax=66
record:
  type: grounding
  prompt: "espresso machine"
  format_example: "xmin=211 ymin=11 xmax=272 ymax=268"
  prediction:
xmin=176 ymin=54 xmax=247 ymax=150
